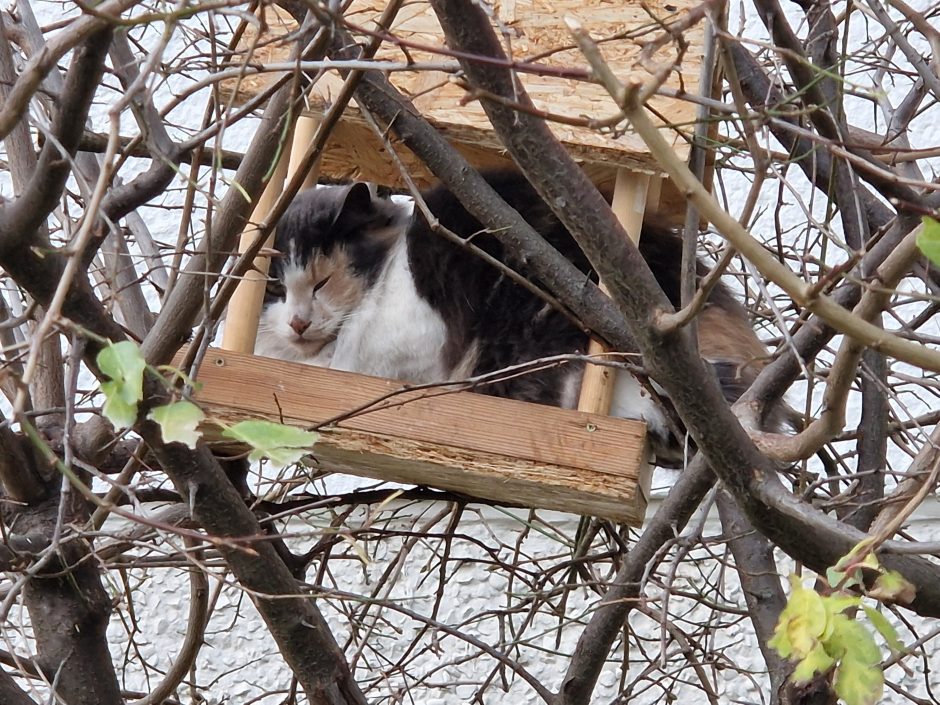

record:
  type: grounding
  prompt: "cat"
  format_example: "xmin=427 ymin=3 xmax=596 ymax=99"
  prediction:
xmin=255 ymin=170 xmax=773 ymax=466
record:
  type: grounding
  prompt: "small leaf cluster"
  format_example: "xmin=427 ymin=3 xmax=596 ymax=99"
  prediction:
xmin=95 ymin=341 xmax=316 ymax=465
xmin=917 ymin=215 xmax=940 ymax=267
xmin=770 ymin=543 xmax=913 ymax=705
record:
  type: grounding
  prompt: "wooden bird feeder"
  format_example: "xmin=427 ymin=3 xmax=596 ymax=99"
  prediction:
xmin=198 ymin=0 xmax=709 ymax=526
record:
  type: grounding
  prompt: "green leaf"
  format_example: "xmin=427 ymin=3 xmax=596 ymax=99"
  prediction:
xmin=97 ymin=341 xmax=147 ymax=428
xmin=222 ymin=420 xmax=318 ymax=466
xmin=861 ymin=605 xmax=903 ymax=655
xmin=792 ymin=643 xmax=836 ymax=683
xmin=148 ymin=401 xmax=205 ymax=449
xmin=917 ymin=216 xmax=940 ymax=267
xmin=869 ymin=569 xmax=916 ymax=605
xmin=770 ymin=577 xmax=830 ymax=659
xmin=828 ymin=614 xmax=881 ymax=666
xmin=834 ymin=651 xmax=884 ymax=705
xmin=826 ymin=566 xmax=845 ymax=588
xmin=828 ymin=565 xmax=863 ymax=592
xmin=824 ymin=594 xmax=862 ymax=616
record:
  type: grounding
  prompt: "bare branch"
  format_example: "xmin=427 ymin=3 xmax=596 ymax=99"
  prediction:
xmin=715 ymin=489 xmax=795 ymax=702
xmin=130 ymin=537 xmax=209 ymax=705
xmin=0 ymin=668 xmax=38 ymax=705
xmin=862 ymin=0 xmax=940 ymax=103
xmin=0 ymin=0 xmax=139 ymax=141
xmin=723 ymin=38 xmax=895 ymax=231
xmin=559 ymin=458 xmax=715 ymax=704
xmin=0 ymin=25 xmax=113 ymax=255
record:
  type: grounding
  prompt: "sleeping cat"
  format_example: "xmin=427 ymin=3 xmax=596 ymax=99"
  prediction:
xmin=255 ymin=170 xmax=772 ymax=466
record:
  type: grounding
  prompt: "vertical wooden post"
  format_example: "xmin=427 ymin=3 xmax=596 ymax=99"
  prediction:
xmin=219 ymin=155 xmax=289 ymax=353
xmin=289 ymin=114 xmax=323 ymax=192
xmin=646 ymin=176 xmax=663 ymax=215
xmin=221 ymin=115 xmax=322 ymax=353
xmin=576 ymin=170 xmax=652 ymax=415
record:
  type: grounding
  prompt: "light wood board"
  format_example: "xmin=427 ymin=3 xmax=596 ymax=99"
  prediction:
xmin=189 ymin=348 xmax=650 ymax=524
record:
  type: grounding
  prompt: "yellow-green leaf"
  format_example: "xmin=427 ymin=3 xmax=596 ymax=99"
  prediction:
xmin=97 ymin=341 xmax=147 ymax=428
xmin=222 ymin=420 xmax=318 ymax=467
xmin=148 ymin=401 xmax=205 ymax=449
xmin=824 ymin=594 xmax=862 ymax=616
xmin=828 ymin=614 xmax=881 ymax=665
xmin=917 ymin=216 xmax=940 ymax=267
xmin=792 ymin=643 xmax=835 ymax=683
xmin=835 ymin=538 xmax=877 ymax=571
xmin=861 ymin=605 xmax=903 ymax=655
xmin=834 ymin=651 xmax=884 ymax=705
xmin=869 ymin=570 xmax=916 ymax=605
xmin=793 ymin=645 xmax=835 ymax=683
xmin=770 ymin=577 xmax=830 ymax=659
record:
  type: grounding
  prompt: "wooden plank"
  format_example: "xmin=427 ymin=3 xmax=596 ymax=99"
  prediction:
xmin=189 ymin=349 xmax=650 ymax=524
xmin=304 ymin=103 xmax=664 ymax=191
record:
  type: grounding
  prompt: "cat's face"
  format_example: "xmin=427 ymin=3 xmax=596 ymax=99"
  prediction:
xmin=256 ymin=183 xmax=405 ymax=361
xmin=259 ymin=245 xmax=364 ymax=358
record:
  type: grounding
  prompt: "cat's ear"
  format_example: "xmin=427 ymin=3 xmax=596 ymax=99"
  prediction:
xmin=339 ymin=182 xmax=374 ymax=216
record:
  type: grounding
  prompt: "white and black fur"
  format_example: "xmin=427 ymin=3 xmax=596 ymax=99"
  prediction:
xmin=256 ymin=171 xmax=773 ymax=466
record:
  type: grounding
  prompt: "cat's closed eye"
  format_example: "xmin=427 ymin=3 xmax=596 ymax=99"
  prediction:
xmin=312 ymin=275 xmax=332 ymax=296
xmin=266 ymin=279 xmax=286 ymax=299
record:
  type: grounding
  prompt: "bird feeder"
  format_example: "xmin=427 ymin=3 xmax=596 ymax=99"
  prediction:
xmin=194 ymin=0 xmax=708 ymax=525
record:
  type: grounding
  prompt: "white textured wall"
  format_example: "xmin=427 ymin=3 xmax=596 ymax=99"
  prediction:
xmin=89 ymin=495 xmax=940 ymax=704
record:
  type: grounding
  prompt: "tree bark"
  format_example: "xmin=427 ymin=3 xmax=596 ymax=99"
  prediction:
xmin=21 ymin=514 xmax=123 ymax=705
xmin=0 ymin=668 xmax=38 ymax=705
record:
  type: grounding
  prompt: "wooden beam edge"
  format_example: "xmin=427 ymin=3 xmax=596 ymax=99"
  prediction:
xmin=190 ymin=349 xmax=648 ymax=481
xmin=201 ymin=412 xmax=647 ymax=524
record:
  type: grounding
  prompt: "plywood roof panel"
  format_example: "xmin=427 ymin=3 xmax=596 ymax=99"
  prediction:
xmin=225 ymin=0 xmax=705 ymax=185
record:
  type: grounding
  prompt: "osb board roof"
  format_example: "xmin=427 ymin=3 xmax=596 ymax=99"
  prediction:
xmin=227 ymin=0 xmax=705 ymax=186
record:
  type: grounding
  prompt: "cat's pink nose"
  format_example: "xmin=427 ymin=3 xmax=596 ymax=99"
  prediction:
xmin=289 ymin=316 xmax=311 ymax=335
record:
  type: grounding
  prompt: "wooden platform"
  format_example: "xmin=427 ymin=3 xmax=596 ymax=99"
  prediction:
xmin=190 ymin=349 xmax=650 ymax=525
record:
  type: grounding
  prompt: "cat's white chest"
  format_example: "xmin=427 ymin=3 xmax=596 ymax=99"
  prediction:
xmin=330 ymin=238 xmax=451 ymax=382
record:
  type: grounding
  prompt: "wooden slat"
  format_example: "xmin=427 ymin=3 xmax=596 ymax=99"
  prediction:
xmin=577 ymin=170 xmax=651 ymax=415
xmin=306 ymin=103 xmax=662 ymax=190
xmin=188 ymin=349 xmax=650 ymax=524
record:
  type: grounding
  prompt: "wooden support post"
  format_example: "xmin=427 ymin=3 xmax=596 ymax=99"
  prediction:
xmin=220 ymin=155 xmax=289 ymax=353
xmin=289 ymin=114 xmax=323 ymax=192
xmin=220 ymin=116 xmax=322 ymax=353
xmin=646 ymin=176 xmax=663 ymax=215
xmin=577 ymin=170 xmax=651 ymax=415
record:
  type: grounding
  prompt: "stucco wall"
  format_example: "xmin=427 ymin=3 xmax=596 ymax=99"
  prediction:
xmin=87 ymin=493 xmax=940 ymax=704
